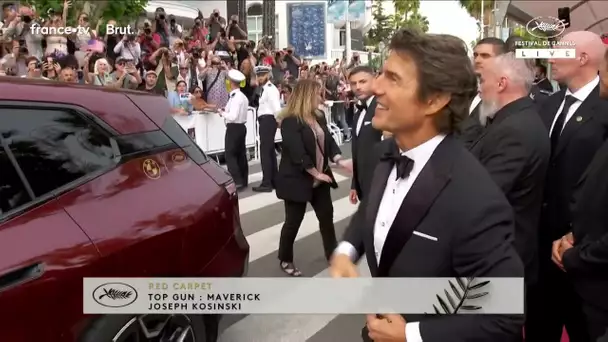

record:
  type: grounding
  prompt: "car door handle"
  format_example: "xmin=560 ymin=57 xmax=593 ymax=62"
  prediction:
xmin=0 ymin=263 xmax=44 ymax=292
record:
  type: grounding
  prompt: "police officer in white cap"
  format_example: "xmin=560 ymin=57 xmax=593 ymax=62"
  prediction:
xmin=220 ymin=69 xmax=249 ymax=191
xmin=252 ymin=65 xmax=282 ymax=192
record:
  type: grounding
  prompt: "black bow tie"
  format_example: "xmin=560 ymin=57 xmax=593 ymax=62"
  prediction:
xmin=356 ymin=103 xmax=367 ymax=112
xmin=381 ymin=153 xmax=414 ymax=180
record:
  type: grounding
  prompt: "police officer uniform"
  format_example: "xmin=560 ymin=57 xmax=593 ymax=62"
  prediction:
xmin=252 ymin=66 xmax=282 ymax=192
xmin=221 ymin=69 xmax=249 ymax=190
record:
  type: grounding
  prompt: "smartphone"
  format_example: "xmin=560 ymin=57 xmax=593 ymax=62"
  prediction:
xmin=179 ymin=93 xmax=190 ymax=100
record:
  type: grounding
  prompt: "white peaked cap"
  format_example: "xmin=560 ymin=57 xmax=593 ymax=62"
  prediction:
xmin=228 ymin=69 xmax=246 ymax=83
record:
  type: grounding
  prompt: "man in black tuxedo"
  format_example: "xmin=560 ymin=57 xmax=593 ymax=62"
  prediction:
xmin=525 ymin=31 xmax=608 ymax=342
xmin=551 ymin=46 xmax=608 ymax=342
xmin=471 ymin=52 xmax=550 ymax=286
xmin=330 ymin=29 xmax=524 ymax=342
xmin=348 ymin=66 xmax=383 ymax=204
xmin=458 ymin=37 xmax=506 ymax=147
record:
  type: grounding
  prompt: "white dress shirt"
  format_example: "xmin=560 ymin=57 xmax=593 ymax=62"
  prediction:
xmin=223 ymin=89 xmax=249 ymax=124
xmin=258 ymin=81 xmax=282 ymax=117
xmin=549 ymin=76 xmax=599 ymax=136
xmin=355 ymin=96 xmax=375 ymax=136
xmin=469 ymin=94 xmax=481 ymax=115
xmin=335 ymin=134 xmax=447 ymax=342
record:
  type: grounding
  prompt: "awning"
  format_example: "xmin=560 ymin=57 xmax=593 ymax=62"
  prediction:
xmin=145 ymin=1 xmax=199 ymax=19
xmin=507 ymin=0 xmax=608 ymax=35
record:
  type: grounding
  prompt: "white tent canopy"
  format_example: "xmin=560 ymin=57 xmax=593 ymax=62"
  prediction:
xmin=145 ymin=1 xmax=200 ymax=26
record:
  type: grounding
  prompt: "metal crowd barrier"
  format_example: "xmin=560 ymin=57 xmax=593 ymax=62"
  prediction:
xmin=173 ymin=104 xmax=346 ymax=162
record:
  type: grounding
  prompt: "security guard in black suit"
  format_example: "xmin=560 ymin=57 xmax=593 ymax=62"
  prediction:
xmin=252 ymin=66 xmax=282 ymax=192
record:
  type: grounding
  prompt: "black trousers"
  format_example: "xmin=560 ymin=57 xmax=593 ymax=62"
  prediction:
xmin=525 ymin=259 xmax=589 ymax=342
xmin=278 ymin=184 xmax=337 ymax=263
xmin=258 ymin=115 xmax=278 ymax=188
xmin=224 ymin=123 xmax=248 ymax=186
xmin=583 ymin=304 xmax=608 ymax=342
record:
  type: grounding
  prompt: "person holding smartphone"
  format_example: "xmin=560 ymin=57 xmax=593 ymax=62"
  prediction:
xmin=167 ymin=80 xmax=193 ymax=115
xmin=111 ymin=56 xmax=141 ymax=89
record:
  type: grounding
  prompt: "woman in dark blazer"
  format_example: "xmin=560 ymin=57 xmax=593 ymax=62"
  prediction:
xmin=275 ymin=79 xmax=352 ymax=276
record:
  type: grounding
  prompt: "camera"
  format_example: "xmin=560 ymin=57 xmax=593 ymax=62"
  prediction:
xmin=192 ymin=48 xmax=201 ymax=59
xmin=22 ymin=15 xmax=31 ymax=23
xmin=214 ymin=12 xmax=219 ymax=18
xmin=35 ymin=62 xmax=42 ymax=69
xmin=144 ymin=28 xmax=151 ymax=35
xmin=126 ymin=34 xmax=136 ymax=41
xmin=231 ymin=20 xmax=237 ymax=25
xmin=275 ymin=52 xmax=281 ymax=58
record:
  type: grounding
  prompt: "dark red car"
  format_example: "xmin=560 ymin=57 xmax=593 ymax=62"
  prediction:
xmin=0 ymin=77 xmax=249 ymax=342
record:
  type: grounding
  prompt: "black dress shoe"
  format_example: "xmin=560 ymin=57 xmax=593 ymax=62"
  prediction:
xmin=252 ymin=185 xmax=273 ymax=192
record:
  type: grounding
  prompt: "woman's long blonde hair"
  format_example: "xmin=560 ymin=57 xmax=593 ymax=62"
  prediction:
xmin=278 ymin=79 xmax=321 ymax=122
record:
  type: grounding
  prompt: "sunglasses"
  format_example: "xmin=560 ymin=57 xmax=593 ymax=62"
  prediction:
xmin=117 ymin=62 xmax=126 ymax=66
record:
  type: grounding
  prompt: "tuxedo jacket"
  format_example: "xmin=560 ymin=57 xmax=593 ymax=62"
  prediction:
xmin=538 ymin=85 xmax=608 ymax=259
xmin=563 ymin=138 xmax=608 ymax=313
xmin=469 ymin=97 xmax=550 ymax=284
xmin=350 ymin=97 xmax=383 ymax=199
xmin=275 ymin=113 xmax=341 ymax=203
xmin=343 ymin=136 xmax=524 ymax=342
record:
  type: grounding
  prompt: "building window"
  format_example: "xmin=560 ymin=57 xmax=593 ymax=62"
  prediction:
xmin=339 ymin=29 xmax=346 ymax=46
xmin=246 ymin=12 xmax=279 ymax=48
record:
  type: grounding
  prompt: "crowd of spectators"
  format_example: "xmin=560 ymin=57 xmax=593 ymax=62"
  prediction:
xmin=1 ymin=2 xmax=365 ymax=139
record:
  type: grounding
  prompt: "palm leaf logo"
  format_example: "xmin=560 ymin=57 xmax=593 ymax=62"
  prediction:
xmin=98 ymin=287 xmax=133 ymax=301
xmin=429 ymin=277 xmax=490 ymax=314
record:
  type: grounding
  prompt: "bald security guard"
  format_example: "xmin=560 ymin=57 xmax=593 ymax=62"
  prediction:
xmin=252 ymin=65 xmax=282 ymax=192
xmin=220 ymin=69 xmax=249 ymax=191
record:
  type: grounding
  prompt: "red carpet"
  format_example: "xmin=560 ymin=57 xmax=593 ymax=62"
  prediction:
xmin=561 ymin=327 xmax=569 ymax=342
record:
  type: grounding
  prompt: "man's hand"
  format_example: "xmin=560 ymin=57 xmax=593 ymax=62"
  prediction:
xmin=349 ymin=189 xmax=358 ymax=204
xmin=551 ymin=232 xmax=574 ymax=270
xmin=329 ymin=253 xmax=358 ymax=278
xmin=366 ymin=314 xmax=407 ymax=342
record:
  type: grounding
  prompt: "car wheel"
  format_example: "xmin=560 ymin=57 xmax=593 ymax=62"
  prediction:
xmin=80 ymin=314 xmax=206 ymax=342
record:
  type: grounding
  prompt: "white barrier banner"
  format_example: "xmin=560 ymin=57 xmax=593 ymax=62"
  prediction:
xmin=83 ymin=277 xmax=524 ymax=315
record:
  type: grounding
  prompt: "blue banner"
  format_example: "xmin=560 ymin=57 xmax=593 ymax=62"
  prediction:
xmin=287 ymin=3 xmax=326 ymax=58
xmin=327 ymin=0 xmax=366 ymax=23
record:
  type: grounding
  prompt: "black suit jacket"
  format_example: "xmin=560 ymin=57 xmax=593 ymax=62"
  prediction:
xmin=343 ymin=136 xmax=524 ymax=342
xmin=538 ymin=85 xmax=608 ymax=260
xmin=562 ymin=138 xmax=608 ymax=312
xmin=469 ymin=97 xmax=550 ymax=284
xmin=457 ymin=100 xmax=483 ymax=148
xmin=275 ymin=113 xmax=341 ymax=203
xmin=351 ymin=97 xmax=383 ymax=198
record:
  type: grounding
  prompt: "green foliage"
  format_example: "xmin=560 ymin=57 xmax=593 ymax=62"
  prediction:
xmin=458 ymin=0 xmax=494 ymax=19
xmin=22 ymin=0 xmax=147 ymax=28
xmin=389 ymin=0 xmax=429 ymax=34
xmin=512 ymin=26 xmax=548 ymax=48
xmin=366 ymin=0 xmax=392 ymax=47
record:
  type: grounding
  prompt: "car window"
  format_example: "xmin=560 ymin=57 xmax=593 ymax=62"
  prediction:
xmin=0 ymin=148 xmax=31 ymax=216
xmin=0 ymin=107 xmax=115 ymax=199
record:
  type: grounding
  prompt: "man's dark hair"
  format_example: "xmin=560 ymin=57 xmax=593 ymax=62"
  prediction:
xmin=536 ymin=64 xmax=547 ymax=75
xmin=505 ymin=35 xmax=524 ymax=53
xmin=476 ymin=37 xmax=507 ymax=55
xmin=390 ymin=29 xmax=477 ymax=134
xmin=348 ymin=65 xmax=375 ymax=79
